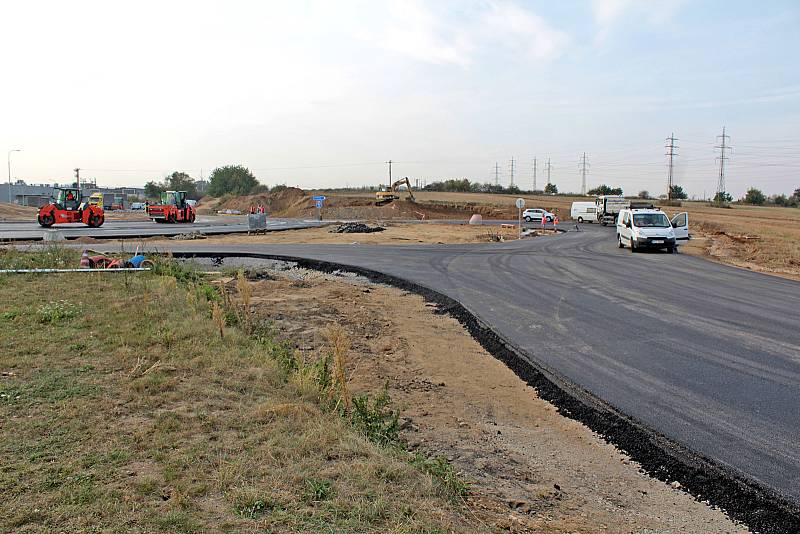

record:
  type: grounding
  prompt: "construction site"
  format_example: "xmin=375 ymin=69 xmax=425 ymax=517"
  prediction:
xmin=4 ymin=2 xmax=800 ymax=532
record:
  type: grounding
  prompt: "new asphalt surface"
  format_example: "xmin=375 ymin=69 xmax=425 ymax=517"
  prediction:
xmin=0 ymin=216 xmax=325 ymax=240
xmin=153 ymin=223 xmax=800 ymax=506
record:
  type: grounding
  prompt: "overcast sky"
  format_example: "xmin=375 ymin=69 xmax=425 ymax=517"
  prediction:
xmin=2 ymin=0 xmax=799 ymax=197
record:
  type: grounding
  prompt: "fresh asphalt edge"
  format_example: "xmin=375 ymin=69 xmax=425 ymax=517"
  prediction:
xmin=172 ymin=250 xmax=799 ymax=534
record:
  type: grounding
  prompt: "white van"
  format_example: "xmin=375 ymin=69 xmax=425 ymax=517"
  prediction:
xmin=571 ymin=202 xmax=596 ymax=223
xmin=616 ymin=208 xmax=689 ymax=253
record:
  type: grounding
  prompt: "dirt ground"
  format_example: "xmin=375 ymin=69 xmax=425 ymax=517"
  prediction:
xmin=141 ymin=223 xmax=557 ymax=247
xmin=234 ymin=264 xmax=747 ymax=533
xmin=0 ymin=203 xmax=37 ymax=221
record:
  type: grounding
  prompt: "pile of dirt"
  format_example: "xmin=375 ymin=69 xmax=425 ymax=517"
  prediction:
xmin=0 ymin=203 xmax=37 ymax=221
xmin=212 ymin=187 xmax=310 ymax=215
xmin=329 ymin=223 xmax=385 ymax=234
xmin=295 ymin=197 xmax=515 ymax=221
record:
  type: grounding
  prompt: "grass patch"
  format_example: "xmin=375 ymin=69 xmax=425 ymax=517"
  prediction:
xmin=0 ymin=258 xmax=477 ymax=532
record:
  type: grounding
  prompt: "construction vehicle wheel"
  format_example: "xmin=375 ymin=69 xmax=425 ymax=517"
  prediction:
xmin=38 ymin=213 xmax=55 ymax=227
xmin=188 ymin=211 xmax=195 ymax=223
xmin=88 ymin=214 xmax=103 ymax=228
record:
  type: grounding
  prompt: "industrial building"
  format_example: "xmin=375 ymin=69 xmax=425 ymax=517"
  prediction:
xmin=2 ymin=180 xmax=146 ymax=207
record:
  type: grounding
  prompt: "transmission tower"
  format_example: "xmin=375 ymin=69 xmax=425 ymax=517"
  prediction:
xmin=509 ymin=158 xmax=516 ymax=187
xmin=579 ymin=153 xmax=589 ymax=196
xmin=665 ymin=133 xmax=678 ymax=200
xmin=385 ymin=160 xmax=392 ymax=189
xmin=715 ymin=127 xmax=732 ymax=202
xmin=494 ymin=162 xmax=500 ymax=186
xmin=545 ymin=157 xmax=553 ymax=186
xmin=532 ymin=157 xmax=537 ymax=191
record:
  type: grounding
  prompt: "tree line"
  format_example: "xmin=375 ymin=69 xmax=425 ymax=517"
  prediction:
xmin=144 ymin=165 xmax=261 ymax=200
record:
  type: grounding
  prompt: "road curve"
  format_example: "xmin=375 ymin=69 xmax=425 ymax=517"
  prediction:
xmin=130 ymin=225 xmax=800 ymax=513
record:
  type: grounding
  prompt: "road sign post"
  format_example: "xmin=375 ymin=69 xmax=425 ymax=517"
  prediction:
xmin=313 ymin=196 xmax=325 ymax=221
xmin=515 ymin=198 xmax=525 ymax=240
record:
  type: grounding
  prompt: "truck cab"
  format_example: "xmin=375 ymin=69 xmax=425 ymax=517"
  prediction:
xmin=616 ymin=208 xmax=689 ymax=253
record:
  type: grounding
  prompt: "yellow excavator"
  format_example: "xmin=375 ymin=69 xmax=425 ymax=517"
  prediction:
xmin=375 ymin=177 xmax=416 ymax=206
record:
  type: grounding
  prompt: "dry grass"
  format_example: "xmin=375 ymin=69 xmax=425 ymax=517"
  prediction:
xmin=0 ymin=261 xmax=479 ymax=532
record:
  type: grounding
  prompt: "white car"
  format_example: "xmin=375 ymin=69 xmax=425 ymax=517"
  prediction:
xmin=616 ymin=208 xmax=689 ymax=253
xmin=522 ymin=208 xmax=554 ymax=223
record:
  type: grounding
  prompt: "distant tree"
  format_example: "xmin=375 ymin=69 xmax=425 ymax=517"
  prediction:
xmin=638 ymin=190 xmax=650 ymax=199
xmin=588 ymin=184 xmax=612 ymax=195
xmin=144 ymin=180 xmax=165 ymax=199
xmin=744 ymin=187 xmax=766 ymax=205
xmin=588 ymin=184 xmax=623 ymax=196
xmin=669 ymin=185 xmax=688 ymax=200
xmin=166 ymin=172 xmax=199 ymax=199
xmin=771 ymin=194 xmax=789 ymax=206
xmin=208 ymin=165 xmax=259 ymax=197
xmin=713 ymin=191 xmax=733 ymax=204
xmin=544 ymin=183 xmax=558 ymax=194
xmin=250 ymin=184 xmax=270 ymax=195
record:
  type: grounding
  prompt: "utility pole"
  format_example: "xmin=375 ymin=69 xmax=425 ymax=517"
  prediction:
xmin=715 ymin=127 xmax=731 ymax=203
xmin=545 ymin=157 xmax=552 ymax=186
xmin=579 ymin=152 xmax=589 ymax=196
xmin=494 ymin=162 xmax=500 ymax=186
xmin=509 ymin=158 xmax=516 ymax=187
xmin=385 ymin=160 xmax=392 ymax=189
xmin=7 ymin=149 xmax=21 ymax=204
xmin=532 ymin=157 xmax=537 ymax=192
xmin=74 ymin=167 xmax=81 ymax=190
xmin=665 ymin=133 xmax=678 ymax=200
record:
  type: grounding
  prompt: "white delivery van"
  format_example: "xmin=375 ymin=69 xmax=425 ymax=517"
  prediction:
xmin=616 ymin=208 xmax=689 ymax=253
xmin=570 ymin=202 xmax=596 ymax=223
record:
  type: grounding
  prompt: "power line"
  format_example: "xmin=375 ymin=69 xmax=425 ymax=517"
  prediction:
xmin=715 ymin=126 xmax=732 ymax=200
xmin=579 ymin=152 xmax=589 ymax=195
xmin=508 ymin=157 xmax=515 ymax=187
xmin=494 ymin=162 xmax=500 ymax=186
xmin=665 ymin=133 xmax=678 ymax=199
xmin=545 ymin=157 xmax=553 ymax=186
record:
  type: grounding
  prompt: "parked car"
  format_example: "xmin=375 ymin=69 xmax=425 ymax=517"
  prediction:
xmin=570 ymin=202 xmax=596 ymax=223
xmin=522 ymin=208 xmax=554 ymax=222
xmin=130 ymin=202 xmax=146 ymax=211
xmin=616 ymin=208 xmax=689 ymax=253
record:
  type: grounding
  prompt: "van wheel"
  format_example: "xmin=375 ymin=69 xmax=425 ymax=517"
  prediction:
xmin=630 ymin=239 xmax=636 ymax=253
xmin=578 ymin=217 xmax=583 ymax=223
xmin=618 ymin=235 xmax=624 ymax=248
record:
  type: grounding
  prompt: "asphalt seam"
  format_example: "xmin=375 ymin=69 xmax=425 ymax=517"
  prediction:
xmin=170 ymin=250 xmax=800 ymax=533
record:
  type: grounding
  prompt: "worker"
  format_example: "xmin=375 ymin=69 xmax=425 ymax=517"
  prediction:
xmin=66 ymin=191 xmax=75 ymax=201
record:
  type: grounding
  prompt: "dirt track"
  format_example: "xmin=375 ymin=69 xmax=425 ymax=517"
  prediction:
xmin=142 ymin=223 xmax=556 ymax=247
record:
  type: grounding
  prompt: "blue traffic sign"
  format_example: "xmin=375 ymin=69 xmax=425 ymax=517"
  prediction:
xmin=315 ymin=200 xmax=323 ymax=209
xmin=312 ymin=195 xmax=326 ymax=201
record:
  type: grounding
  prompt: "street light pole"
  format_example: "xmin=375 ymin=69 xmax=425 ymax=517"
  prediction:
xmin=7 ymin=149 xmax=21 ymax=204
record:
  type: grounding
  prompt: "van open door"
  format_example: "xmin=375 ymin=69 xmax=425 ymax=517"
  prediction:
xmin=671 ymin=212 xmax=689 ymax=243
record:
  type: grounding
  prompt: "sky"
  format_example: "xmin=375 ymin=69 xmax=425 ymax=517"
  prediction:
xmin=1 ymin=0 xmax=799 ymax=198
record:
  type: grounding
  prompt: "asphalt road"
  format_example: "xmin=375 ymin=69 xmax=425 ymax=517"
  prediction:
xmin=0 ymin=216 xmax=325 ymax=240
xmin=154 ymin=224 xmax=800 ymax=504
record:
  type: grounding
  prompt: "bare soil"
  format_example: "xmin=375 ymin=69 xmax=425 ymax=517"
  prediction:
xmin=242 ymin=265 xmax=747 ymax=533
xmin=142 ymin=223 xmax=556 ymax=247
